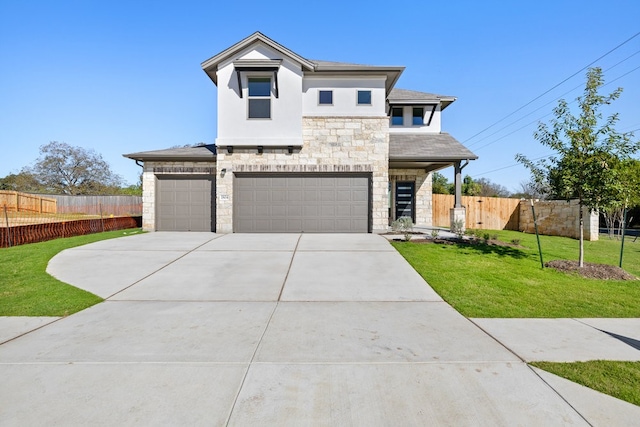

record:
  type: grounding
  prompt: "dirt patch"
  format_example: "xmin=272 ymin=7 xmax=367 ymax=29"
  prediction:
xmin=546 ymin=260 xmax=638 ymax=280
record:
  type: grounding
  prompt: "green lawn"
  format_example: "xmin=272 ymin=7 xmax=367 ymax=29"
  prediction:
xmin=0 ymin=229 xmax=141 ymax=316
xmin=392 ymin=230 xmax=640 ymax=318
xmin=531 ymin=361 xmax=640 ymax=406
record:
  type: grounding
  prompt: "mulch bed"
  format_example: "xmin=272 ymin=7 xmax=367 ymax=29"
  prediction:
xmin=545 ymin=260 xmax=638 ymax=280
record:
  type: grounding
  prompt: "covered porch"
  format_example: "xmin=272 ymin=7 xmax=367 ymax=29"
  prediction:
xmin=388 ymin=133 xmax=478 ymax=231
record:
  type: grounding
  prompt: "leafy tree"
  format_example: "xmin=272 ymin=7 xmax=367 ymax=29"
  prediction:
xmin=601 ymin=159 xmax=640 ymax=238
xmin=0 ymin=172 xmax=45 ymax=193
xmin=461 ymin=175 xmax=481 ymax=196
xmin=516 ymin=67 xmax=639 ymax=267
xmin=475 ymin=178 xmax=511 ymax=197
xmin=432 ymin=172 xmax=452 ymax=194
xmin=117 ymin=184 xmax=143 ymax=196
xmin=24 ymin=142 xmax=124 ymax=195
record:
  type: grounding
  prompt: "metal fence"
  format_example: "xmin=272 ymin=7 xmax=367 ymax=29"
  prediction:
xmin=1 ymin=193 xmax=142 ymax=247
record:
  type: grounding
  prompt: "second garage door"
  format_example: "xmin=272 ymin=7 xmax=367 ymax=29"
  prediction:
xmin=234 ymin=174 xmax=370 ymax=233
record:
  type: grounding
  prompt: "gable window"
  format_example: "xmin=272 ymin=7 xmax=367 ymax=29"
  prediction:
xmin=357 ymin=90 xmax=371 ymax=105
xmin=319 ymin=90 xmax=333 ymax=105
xmin=391 ymin=107 xmax=403 ymax=126
xmin=248 ymin=77 xmax=271 ymax=119
xmin=412 ymin=107 xmax=424 ymax=125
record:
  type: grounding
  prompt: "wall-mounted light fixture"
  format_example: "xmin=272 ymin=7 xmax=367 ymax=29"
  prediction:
xmin=226 ymin=146 xmax=234 ymax=154
xmin=221 ymin=168 xmax=227 ymax=177
xmin=257 ymin=145 xmax=263 ymax=154
xmin=287 ymin=145 xmax=294 ymax=154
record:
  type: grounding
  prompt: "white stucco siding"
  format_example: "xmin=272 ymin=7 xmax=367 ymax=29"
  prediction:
xmin=302 ymin=77 xmax=386 ymax=117
xmin=216 ymin=42 xmax=303 ymax=147
xmin=388 ymin=104 xmax=442 ymax=133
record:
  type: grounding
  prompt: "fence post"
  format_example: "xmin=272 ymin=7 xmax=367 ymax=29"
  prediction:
xmin=99 ymin=202 xmax=105 ymax=232
xmin=4 ymin=204 xmax=12 ymax=247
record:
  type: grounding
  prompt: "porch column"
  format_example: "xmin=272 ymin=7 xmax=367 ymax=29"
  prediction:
xmin=450 ymin=161 xmax=466 ymax=233
xmin=454 ymin=161 xmax=462 ymax=208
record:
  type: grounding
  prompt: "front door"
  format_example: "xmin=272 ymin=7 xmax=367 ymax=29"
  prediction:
xmin=395 ymin=181 xmax=415 ymax=222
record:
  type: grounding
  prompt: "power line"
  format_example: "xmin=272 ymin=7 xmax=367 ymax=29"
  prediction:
xmin=467 ymin=49 xmax=640 ymax=149
xmin=472 ymin=153 xmax=553 ymax=178
xmin=471 ymin=63 xmax=640 ymax=152
xmin=462 ymin=31 xmax=640 ymax=145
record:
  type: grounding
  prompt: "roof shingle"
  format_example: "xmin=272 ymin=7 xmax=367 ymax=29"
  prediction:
xmin=389 ymin=133 xmax=478 ymax=161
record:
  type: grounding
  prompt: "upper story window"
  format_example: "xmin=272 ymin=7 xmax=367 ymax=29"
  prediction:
xmin=319 ymin=90 xmax=333 ymax=105
xmin=357 ymin=90 xmax=372 ymax=105
xmin=391 ymin=107 xmax=403 ymax=126
xmin=412 ymin=107 xmax=424 ymax=125
xmin=248 ymin=77 xmax=271 ymax=119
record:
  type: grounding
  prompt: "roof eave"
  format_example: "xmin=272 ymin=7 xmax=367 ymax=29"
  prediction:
xmin=390 ymin=155 xmax=479 ymax=162
xmin=123 ymin=154 xmax=217 ymax=162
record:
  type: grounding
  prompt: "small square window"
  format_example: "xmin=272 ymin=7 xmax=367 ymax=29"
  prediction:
xmin=357 ymin=90 xmax=371 ymax=105
xmin=391 ymin=107 xmax=403 ymax=126
xmin=412 ymin=107 xmax=424 ymax=125
xmin=319 ymin=90 xmax=333 ymax=105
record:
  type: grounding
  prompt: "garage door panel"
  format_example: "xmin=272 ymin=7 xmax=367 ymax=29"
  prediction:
xmin=156 ymin=175 xmax=215 ymax=232
xmin=234 ymin=174 xmax=369 ymax=233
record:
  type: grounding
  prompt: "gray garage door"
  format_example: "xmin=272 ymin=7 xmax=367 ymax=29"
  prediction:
xmin=234 ymin=174 xmax=370 ymax=233
xmin=156 ymin=175 xmax=215 ymax=231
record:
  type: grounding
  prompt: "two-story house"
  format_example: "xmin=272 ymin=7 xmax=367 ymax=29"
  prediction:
xmin=125 ymin=32 xmax=477 ymax=233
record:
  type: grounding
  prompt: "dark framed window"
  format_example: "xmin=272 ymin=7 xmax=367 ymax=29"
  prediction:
xmin=357 ymin=90 xmax=371 ymax=105
xmin=319 ymin=90 xmax=333 ymax=105
xmin=391 ymin=107 xmax=403 ymax=126
xmin=412 ymin=107 xmax=424 ymax=125
xmin=248 ymin=77 xmax=271 ymax=118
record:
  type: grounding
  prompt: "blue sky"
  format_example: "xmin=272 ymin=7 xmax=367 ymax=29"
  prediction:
xmin=1 ymin=0 xmax=639 ymax=191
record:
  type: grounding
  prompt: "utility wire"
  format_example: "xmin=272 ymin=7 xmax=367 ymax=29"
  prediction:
xmin=472 ymin=63 xmax=640 ymax=152
xmin=467 ymin=49 xmax=640 ymax=149
xmin=462 ymin=31 xmax=640 ymax=144
xmin=472 ymin=153 xmax=553 ymax=178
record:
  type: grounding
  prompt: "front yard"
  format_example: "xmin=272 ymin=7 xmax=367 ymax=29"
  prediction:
xmin=392 ymin=230 xmax=640 ymax=318
xmin=0 ymin=229 xmax=140 ymax=316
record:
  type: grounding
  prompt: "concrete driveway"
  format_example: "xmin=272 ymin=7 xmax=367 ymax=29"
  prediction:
xmin=0 ymin=233 xmax=634 ymax=425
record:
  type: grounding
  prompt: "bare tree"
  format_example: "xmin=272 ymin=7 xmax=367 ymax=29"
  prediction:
xmin=25 ymin=141 xmax=123 ymax=195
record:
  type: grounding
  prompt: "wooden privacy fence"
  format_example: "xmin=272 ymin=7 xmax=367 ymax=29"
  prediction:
xmin=432 ymin=194 xmax=521 ymax=230
xmin=0 ymin=191 xmax=56 ymax=213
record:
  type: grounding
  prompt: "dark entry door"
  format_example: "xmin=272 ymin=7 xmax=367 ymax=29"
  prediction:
xmin=395 ymin=181 xmax=415 ymax=221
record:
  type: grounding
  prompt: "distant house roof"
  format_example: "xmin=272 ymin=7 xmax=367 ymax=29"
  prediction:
xmin=123 ymin=145 xmax=217 ymax=162
xmin=389 ymin=133 xmax=477 ymax=161
xmin=388 ymin=89 xmax=456 ymax=110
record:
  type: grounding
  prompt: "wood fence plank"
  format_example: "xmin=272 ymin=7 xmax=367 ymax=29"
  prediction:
xmin=432 ymin=194 xmax=521 ymax=230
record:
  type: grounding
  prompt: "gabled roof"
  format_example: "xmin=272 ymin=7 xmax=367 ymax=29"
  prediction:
xmin=200 ymin=32 xmax=404 ymax=93
xmin=388 ymin=89 xmax=456 ymax=110
xmin=201 ymin=32 xmax=316 ymax=85
xmin=123 ymin=145 xmax=217 ymax=162
xmin=389 ymin=133 xmax=477 ymax=161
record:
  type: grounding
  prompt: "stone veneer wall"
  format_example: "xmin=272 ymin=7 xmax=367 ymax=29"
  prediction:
xmin=215 ymin=116 xmax=389 ymax=233
xmin=519 ymin=199 xmax=599 ymax=241
xmin=141 ymin=161 xmax=216 ymax=231
xmin=389 ymin=169 xmax=432 ymax=227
